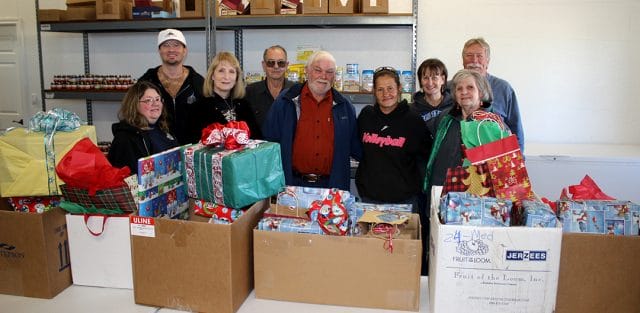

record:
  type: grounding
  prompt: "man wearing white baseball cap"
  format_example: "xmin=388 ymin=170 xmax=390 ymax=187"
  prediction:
xmin=139 ymin=28 xmax=206 ymax=145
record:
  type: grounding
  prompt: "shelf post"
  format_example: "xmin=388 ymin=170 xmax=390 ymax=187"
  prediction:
xmin=411 ymin=0 xmax=418 ymax=100
xmin=206 ymin=0 xmax=216 ymax=66
xmin=35 ymin=0 xmax=46 ymax=112
xmin=235 ymin=29 xmax=243 ymax=69
xmin=83 ymin=33 xmax=93 ymax=125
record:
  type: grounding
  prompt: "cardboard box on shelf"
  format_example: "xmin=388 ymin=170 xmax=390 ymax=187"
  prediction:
xmin=38 ymin=9 xmax=65 ymax=22
xmin=250 ymin=0 xmax=276 ymax=15
xmin=179 ymin=0 xmax=204 ymax=18
xmin=555 ymin=233 xmax=640 ymax=313
xmin=66 ymin=214 xmax=133 ymax=289
xmin=96 ymin=0 xmax=133 ymax=20
xmin=329 ymin=0 xmax=357 ymax=14
xmin=254 ymin=213 xmax=422 ymax=311
xmin=0 ymin=201 xmax=72 ymax=299
xmin=130 ymin=199 xmax=268 ymax=313
xmin=62 ymin=6 xmax=97 ymax=21
xmin=217 ymin=0 xmax=247 ymax=16
xmin=301 ymin=0 xmax=327 ymax=14
xmin=428 ymin=214 xmax=563 ymax=313
xmin=361 ymin=0 xmax=387 ymax=14
xmin=66 ymin=0 xmax=96 ymax=5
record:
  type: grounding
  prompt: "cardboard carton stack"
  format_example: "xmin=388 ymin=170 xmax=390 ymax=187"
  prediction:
xmin=0 ymin=201 xmax=72 ymax=298
xmin=64 ymin=0 xmax=97 ymax=21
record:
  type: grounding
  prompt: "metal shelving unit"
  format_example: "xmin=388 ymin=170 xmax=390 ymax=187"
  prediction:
xmin=43 ymin=90 xmax=127 ymax=102
xmin=36 ymin=1 xmax=418 ymax=122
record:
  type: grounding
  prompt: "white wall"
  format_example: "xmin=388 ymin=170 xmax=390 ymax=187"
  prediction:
xmin=417 ymin=0 xmax=640 ymax=146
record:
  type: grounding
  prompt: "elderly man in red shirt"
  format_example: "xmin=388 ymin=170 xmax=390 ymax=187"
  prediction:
xmin=262 ymin=50 xmax=361 ymax=190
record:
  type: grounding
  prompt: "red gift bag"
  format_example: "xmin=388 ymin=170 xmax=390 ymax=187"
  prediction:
xmin=464 ymin=135 xmax=534 ymax=202
xmin=442 ymin=164 xmax=495 ymax=197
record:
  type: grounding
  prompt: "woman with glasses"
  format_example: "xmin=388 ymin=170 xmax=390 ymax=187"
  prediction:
xmin=108 ymin=80 xmax=178 ymax=174
xmin=412 ymin=58 xmax=454 ymax=124
xmin=355 ymin=67 xmax=430 ymax=211
xmin=201 ymin=51 xmax=262 ymax=138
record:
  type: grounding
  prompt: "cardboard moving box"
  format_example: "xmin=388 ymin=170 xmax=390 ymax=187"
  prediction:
xmin=0 ymin=202 xmax=72 ymax=298
xmin=329 ymin=0 xmax=357 ymax=13
xmin=301 ymin=0 xmax=328 ymax=14
xmin=555 ymin=233 xmax=640 ymax=313
xmin=38 ymin=9 xmax=65 ymax=22
xmin=131 ymin=199 xmax=268 ymax=313
xmin=250 ymin=0 xmax=276 ymax=15
xmin=361 ymin=0 xmax=388 ymax=13
xmin=254 ymin=213 xmax=422 ymax=311
xmin=429 ymin=214 xmax=562 ymax=313
xmin=179 ymin=0 xmax=204 ymax=17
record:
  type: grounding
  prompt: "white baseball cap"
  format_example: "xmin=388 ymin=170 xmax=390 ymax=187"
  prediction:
xmin=157 ymin=29 xmax=187 ymax=47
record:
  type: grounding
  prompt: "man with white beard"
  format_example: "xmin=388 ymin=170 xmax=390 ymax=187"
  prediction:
xmin=262 ymin=50 xmax=362 ymax=190
xmin=460 ymin=37 xmax=525 ymax=152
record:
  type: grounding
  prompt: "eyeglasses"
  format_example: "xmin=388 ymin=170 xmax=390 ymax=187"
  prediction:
xmin=160 ymin=41 xmax=183 ymax=48
xmin=374 ymin=66 xmax=398 ymax=74
xmin=265 ymin=60 xmax=287 ymax=68
xmin=140 ymin=97 xmax=163 ymax=105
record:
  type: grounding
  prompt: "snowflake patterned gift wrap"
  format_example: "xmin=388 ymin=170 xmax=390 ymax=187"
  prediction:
xmin=429 ymin=199 xmax=563 ymax=313
xmin=0 ymin=125 xmax=96 ymax=197
xmin=439 ymin=192 xmax=512 ymax=227
xmin=556 ymin=199 xmax=640 ymax=235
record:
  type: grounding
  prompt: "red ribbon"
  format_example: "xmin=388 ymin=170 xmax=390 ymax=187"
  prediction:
xmin=564 ymin=175 xmax=615 ymax=201
xmin=200 ymin=121 xmax=251 ymax=150
xmin=372 ymin=223 xmax=396 ymax=253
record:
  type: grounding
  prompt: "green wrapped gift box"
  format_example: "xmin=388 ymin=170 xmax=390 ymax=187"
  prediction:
xmin=183 ymin=141 xmax=284 ymax=209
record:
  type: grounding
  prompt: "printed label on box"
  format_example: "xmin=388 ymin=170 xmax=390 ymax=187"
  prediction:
xmin=430 ymin=220 xmax=562 ymax=313
xmin=130 ymin=216 xmax=155 ymax=237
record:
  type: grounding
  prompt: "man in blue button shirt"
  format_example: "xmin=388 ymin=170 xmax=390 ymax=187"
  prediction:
xmin=461 ymin=37 xmax=525 ymax=152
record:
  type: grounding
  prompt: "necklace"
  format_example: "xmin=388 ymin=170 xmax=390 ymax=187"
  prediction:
xmin=222 ymin=98 xmax=236 ymax=121
xmin=159 ymin=66 xmax=187 ymax=98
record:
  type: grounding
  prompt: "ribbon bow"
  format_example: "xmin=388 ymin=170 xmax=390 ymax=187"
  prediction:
xmin=29 ymin=108 xmax=81 ymax=134
xmin=28 ymin=108 xmax=82 ymax=195
xmin=200 ymin=121 xmax=251 ymax=150
xmin=562 ymin=175 xmax=615 ymax=201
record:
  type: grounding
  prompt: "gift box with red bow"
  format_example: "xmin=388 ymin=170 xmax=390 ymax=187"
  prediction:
xmin=182 ymin=122 xmax=285 ymax=209
xmin=556 ymin=175 xmax=640 ymax=235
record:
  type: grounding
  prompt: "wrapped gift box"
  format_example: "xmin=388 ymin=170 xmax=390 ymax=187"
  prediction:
xmin=0 ymin=126 xmax=97 ymax=197
xmin=557 ymin=200 xmax=639 ymax=235
xmin=183 ymin=141 xmax=285 ymax=209
xmin=137 ymin=146 xmax=189 ymax=218
xmin=521 ymin=200 xmax=558 ymax=228
xmin=440 ymin=192 xmax=512 ymax=227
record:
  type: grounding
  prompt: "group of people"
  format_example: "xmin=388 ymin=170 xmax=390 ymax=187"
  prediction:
xmin=107 ymin=28 xmax=524 ymax=275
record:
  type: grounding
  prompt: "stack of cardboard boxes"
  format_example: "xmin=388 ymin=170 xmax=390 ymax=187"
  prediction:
xmin=224 ymin=0 xmax=389 ymax=16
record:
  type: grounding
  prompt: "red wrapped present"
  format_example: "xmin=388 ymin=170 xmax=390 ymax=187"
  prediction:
xmin=7 ymin=196 xmax=61 ymax=213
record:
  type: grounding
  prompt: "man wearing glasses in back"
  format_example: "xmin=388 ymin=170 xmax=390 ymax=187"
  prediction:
xmin=262 ymin=50 xmax=362 ymax=190
xmin=245 ymin=45 xmax=295 ymax=129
